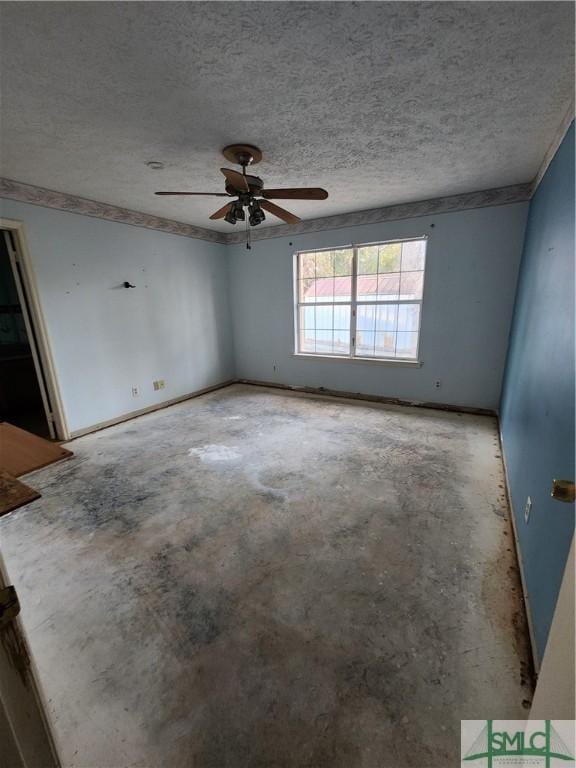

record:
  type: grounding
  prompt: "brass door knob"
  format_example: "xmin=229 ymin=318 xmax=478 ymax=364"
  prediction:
xmin=551 ymin=479 xmax=576 ymax=503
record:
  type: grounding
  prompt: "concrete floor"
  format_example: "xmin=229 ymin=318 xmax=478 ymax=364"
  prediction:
xmin=0 ymin=384 xmax=532 ymax=767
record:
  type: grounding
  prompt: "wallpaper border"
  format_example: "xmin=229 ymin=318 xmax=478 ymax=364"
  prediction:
xmin=1 ymin=177 xmax=532 ymax=245
xmin=0 ymin=178 xmax=228 ymax=244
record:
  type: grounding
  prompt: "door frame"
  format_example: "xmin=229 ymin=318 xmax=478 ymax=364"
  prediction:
xmin=0 ymin=219 xmax=69 ymax=441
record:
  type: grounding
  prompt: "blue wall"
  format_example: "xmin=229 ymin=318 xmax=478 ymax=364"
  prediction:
xmin=229 ymin=203 xmax=528 ymax=411
xmin=500 ymin=122 xmax=575 ymax=664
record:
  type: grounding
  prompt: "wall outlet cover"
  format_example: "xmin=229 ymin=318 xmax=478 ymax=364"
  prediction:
xmin=131 ymin=386 xmax=139 ymax=397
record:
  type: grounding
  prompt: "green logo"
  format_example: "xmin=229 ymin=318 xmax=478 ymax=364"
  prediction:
xmin=463 ymin=720 xmax=574 ymax=767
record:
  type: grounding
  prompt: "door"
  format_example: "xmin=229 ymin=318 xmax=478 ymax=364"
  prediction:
xmin=0 ymin=550 xmax=61 ymax=767
xmin=0 ymin=230 xmax=55 ymax=439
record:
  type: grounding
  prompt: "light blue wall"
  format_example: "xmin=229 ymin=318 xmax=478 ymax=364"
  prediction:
xmin=228 ymin=203 xmax=528 ymax=411
xmin=500 ymin=122 xmax=575 ymax=664
xmin=0 ymin=199 xmax=234 ymax=434
xmin=0 ymin=196 xmax=531 ymax=433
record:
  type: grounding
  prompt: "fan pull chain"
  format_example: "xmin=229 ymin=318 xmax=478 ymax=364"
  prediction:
xmin=246 ymin=215 xmax=251 ymax=250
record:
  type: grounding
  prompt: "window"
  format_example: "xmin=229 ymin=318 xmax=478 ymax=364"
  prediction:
xmin=295 ymin=238 xmax=426 ymax=361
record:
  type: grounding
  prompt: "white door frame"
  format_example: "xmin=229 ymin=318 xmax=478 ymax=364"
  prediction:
xmin=1 ymin=219 xmax=69 ymax=441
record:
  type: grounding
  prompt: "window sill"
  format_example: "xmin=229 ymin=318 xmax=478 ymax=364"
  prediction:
xmin=292 ymin=353 xmax=422 ymax=368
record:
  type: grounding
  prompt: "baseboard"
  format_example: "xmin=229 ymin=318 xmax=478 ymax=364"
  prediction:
xmin=67 ymin=378 xmax=495 ymax=440
xmin=498 ymin=427 xmax=540 ymax=674
xmin=238 ymin=378 xmax=497 ymax=417
xmin=67 ymin=379 xmax=236 ymax=440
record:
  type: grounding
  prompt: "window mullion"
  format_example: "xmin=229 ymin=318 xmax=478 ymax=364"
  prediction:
xmin=350 ymin=247 xmax=358 ymax=358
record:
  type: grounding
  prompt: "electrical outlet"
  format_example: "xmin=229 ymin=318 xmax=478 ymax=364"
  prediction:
xmin=153 ymin=379 xmax=165 ymax=391
xmin=273 ymin=365 xmax=278 ymax=373
xmin=524 ymin=496 xmax=532 ymax=523
xmin=131 ymin=385 xmax=139 ymax=397
xmin=434 ymin=380 xmax=442 ymax=389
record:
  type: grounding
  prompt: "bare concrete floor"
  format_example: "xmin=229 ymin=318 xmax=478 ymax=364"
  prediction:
xmin=0 ymin=384 xmax=532 ymax=767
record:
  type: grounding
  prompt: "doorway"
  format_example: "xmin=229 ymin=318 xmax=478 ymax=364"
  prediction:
xmin=0 ymin=224 xmax=66 ymax=441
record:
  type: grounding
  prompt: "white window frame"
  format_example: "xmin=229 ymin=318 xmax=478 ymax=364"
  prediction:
xmin=293 ymin=237 xmax=427 ymax=364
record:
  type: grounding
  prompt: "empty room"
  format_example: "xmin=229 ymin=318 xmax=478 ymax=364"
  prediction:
xmin=0 ymin=2 xmax=574 ymax=766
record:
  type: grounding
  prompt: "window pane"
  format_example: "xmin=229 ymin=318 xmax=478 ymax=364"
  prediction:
xmin=315 ymin=329 xmax=333 ymax=354
xmin=299 ymin=328 xmax=315 ymax=353
xmin=401 ymin=240 xmax=426 ymax=271
xmin=397 ymin=304 xmax=420 ymax=333
xmin=333 ymin=328 xmax=350 ymax=355
xmin=300 ymin=252 xmax=315 ymax=279
xmin=396 ymin=331 xmax=418 ymax=358
xmin=376 ymin=304 xmax=398 ymax=332
xmin=314 ymin=276 xmax=335 ymax=301
xmin=357 ymin=305 xmax=376 ymax=332
xmin=378 ymin=243 xmax=401 ymax=273
xmin=333 ymin=304 xmax=351 ymax=330
xmin=357 ymin=246 xmax=378 ymax=275
xmin=300 ymin=277 xmax=316 ymax=303
xmin=356 ymin=331 xmax=375 ymax=356
xmin=315 ymin=305 xmax=333 ymax=330
xmin=377 ymin=273 xmax=400 ymax=299
xmin=356 ymin=275 xmax=378 ymax=300
xmin=315 ymin=251 xmax=334 ymax=277
xmin=334 ymin=249 xmax=353 ymax=276
xmin=375 ymin=332 xmax=396 ymax=357
xmin=299 ymin=306 xmax=315 ymax=331
xmin=333 ymin=276 xmax=352 ymax=302
xmin=399 ymin=271 xmax=423 ymax=300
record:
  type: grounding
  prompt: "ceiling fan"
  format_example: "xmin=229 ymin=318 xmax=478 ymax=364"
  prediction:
xmin=155 ymin=144 xmax=328 ymax=247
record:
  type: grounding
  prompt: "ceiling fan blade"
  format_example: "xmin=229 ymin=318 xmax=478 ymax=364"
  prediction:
xmin=259 ymin=200 xmax=301 ymax=224
xmin=155 ymin=191 xmax=231 ymax=196
xmin=261 ymin=188 xmax=328 ymax=200
xmin=209 ymin=202 xmax=234 ymax=220
xmin=220 ymin=168 xmax=249 ymax=193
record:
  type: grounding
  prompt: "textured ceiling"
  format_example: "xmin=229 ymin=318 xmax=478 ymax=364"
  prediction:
xmin=1 ymin=2 xmax=574 ymax=232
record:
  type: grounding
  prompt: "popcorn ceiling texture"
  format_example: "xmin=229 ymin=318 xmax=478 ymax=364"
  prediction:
xmin=0 ymin=2 xmax=573 ymax=232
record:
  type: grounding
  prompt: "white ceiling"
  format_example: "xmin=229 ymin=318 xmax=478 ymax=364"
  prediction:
xmin=1 ymin=2 xmax=573 ymax=232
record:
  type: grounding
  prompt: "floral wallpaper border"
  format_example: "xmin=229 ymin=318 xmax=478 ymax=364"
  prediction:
xmin=0 ymin=178 xmax=228 ymax=244
xmin=226 ymin=183 xmax=533 ymax=244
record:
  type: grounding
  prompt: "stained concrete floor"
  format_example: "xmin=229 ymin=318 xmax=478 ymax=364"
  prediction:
xmin=0 ymin=384 xmax=532 ymax=767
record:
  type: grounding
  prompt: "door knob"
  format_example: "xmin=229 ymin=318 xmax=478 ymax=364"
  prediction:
xmin=551 ymin=479 xmax=575 ymax=503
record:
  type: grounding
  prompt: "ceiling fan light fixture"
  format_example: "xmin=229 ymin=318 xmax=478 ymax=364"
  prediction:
xmin=248 ymin=200 xmax=265 ymax=226
xmin=224 ymin=207 xmax=237 ymax=225
xmin=233 ymin=202 xmax=245 ymax=221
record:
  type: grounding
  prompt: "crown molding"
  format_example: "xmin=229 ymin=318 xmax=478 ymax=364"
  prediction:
xmin=225 ymin=183 xmax=533 ymax=244
xmin=530 ymin=99 xmax=575 ymax=196
xmin=0 ymin=178 xmax=228 ymax=244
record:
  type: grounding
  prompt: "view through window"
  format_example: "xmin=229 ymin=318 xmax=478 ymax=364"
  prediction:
xmin=295 ymin=238 xmax=426 ymax=360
